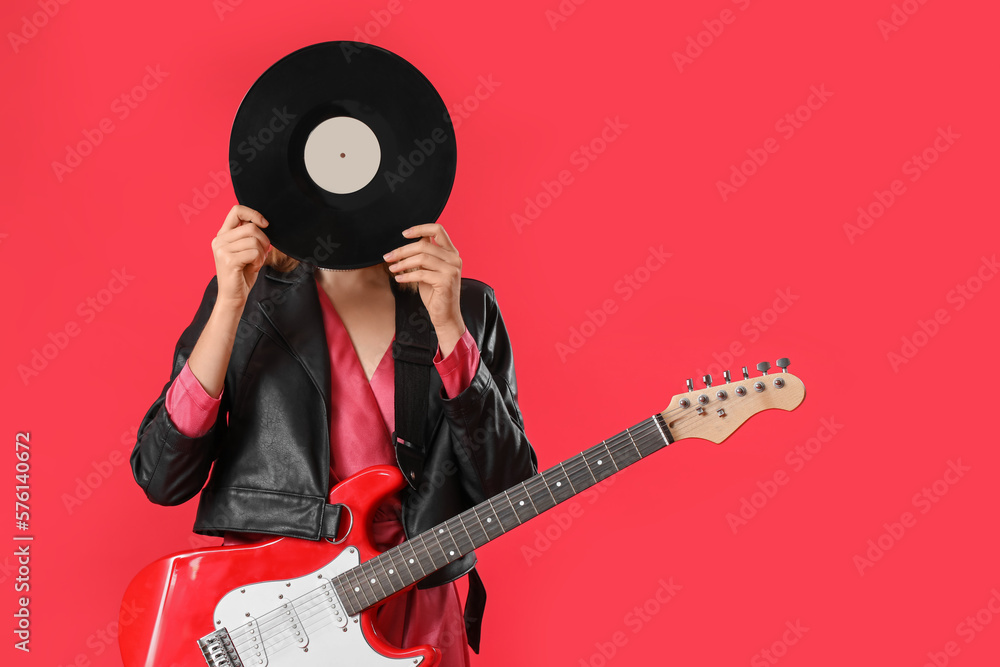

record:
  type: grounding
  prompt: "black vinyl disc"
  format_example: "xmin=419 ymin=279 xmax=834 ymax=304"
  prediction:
xmin=229 ymin=41 xmax=457 ymax=269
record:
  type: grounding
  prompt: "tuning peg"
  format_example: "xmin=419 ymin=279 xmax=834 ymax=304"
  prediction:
xmin=703 ymin=374 xmax=713 ymax=388
xmin=723 ymin=370 xmax=731 ymax=383
xmin=742 ymin=366 xmax=749 ymax=380
xmin=686 ymin=378 xmax=694 ymax=392
xmin=757 ymin=361 xmax=771 ymax=376
xmin=776 ymin=358 xmax=790 ymax=372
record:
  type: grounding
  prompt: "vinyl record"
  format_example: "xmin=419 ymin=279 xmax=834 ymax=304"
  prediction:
xmin=229 ymin=41 xmax=457 ymax=269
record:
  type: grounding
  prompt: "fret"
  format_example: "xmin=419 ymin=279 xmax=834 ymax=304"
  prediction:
xmin=397 ymin=540 xmax=425 ymax=581
xmin=561 ymin=462 xmax=577 ymax=493
xmin=334 ymin=577 xmax=362 ymax=615
xmin=497 ymin=487 xmax=521 ymax=532
xmin=422 ymin=528 xmax=450 ymax=569
xmin=625 ymin=425 xmax=643 ymax=459
xmin=464 ymin=505 xmax=491 ymax=548
xmin=564 ymin=453 xmax=598 ymax=492
xmin=451 ymin=512 xmax=480 ymax=551
xmin=582 ymin=441 xmax=617 ymax=482
xmin=373 ymin=553 xmax=405 ymax=593
xmin=575 ymin=450 xmax=600 ymax=487
xmin=381 ymin=550 xmax=408 ymax=589
xmin=360 ymin=559 xmax=388 ymax=601
xmin=546 ymin=463 xmax=576 ymax=504
xmin=432 ymin=524 xmax=462 ymax=561
xmin=342 ymin=569 xmax=371 ymax=611
xmin=507 ymin=483 xmax=540 ymax=522
xmin=607 ymin=430 xmax=641 ymax=468
xmin=524 ymin=475 xmax=556 ymax=515
xmin=479 ymin=500 xmax=507 ymax=539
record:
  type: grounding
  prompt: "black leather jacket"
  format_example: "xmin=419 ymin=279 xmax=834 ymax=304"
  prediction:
xmin=130 ymin=260 xmax=538 ymax=592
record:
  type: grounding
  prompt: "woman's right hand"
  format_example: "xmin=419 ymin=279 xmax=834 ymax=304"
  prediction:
xmin=212 ymin=205 xmax=271 ymax=310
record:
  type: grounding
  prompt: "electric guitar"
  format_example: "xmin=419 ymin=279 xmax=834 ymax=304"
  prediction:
xmin=119 ymin=359 xmax=806 ymax=666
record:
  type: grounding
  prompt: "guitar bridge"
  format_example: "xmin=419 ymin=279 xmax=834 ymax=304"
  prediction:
xmin=198 ymin=628 xmax=245 ymax=666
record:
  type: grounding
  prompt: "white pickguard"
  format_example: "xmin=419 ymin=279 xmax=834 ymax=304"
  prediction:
xmin=209 ymin=546 xmax=423 ymax=666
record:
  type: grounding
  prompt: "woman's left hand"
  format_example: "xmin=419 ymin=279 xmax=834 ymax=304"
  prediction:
xmin=383 ymin=223 xmax=466 ymax=343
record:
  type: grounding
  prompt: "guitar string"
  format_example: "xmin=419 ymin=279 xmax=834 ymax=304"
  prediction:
xmin=229 ymin=417 xmax=672 ymax=655
xmin=230 ymin=409 xmax=729 ymax=656
xmin=228 ymin=416 xmax=683 ymax=654
xmin=227 ymin=392 xmax=766 ymax=657
xmin=231 ymin=398 xmax=766 ymax=658
xmin=238 ymin=594 xmax=344 ymax=659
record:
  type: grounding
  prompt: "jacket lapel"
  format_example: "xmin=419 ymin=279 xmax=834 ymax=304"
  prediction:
xmin=256 ymin=262 xmax=332 ymax=416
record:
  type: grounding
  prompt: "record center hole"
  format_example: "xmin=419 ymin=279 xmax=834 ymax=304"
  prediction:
xmin=340 ymin=153 xmax=346 ymax=158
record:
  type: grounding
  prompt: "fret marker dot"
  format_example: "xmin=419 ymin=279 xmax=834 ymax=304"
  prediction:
xmin=439 ymin=528 xmax=444 ymax=533
xmin=354 ymin=587 xmax=360 ymax=592
xmin=370 ymin=578 xmax=376 ymax=584
xmin=409 ymin=559 xmax=414 ymax=564
xmin=519 ymin=501 xmax=524 ymax=506
xmin=449 ymin=550 xmax=455 ymax=556
xmin=486 ymin=518 xmax=492 ymax=522
xmin=556 ymin=482 xmax=562 ymax=487
xmin=597 ymin=460 xmax=603 ymax=465
xmin=388 ymin=569 xmax=394 ymax=574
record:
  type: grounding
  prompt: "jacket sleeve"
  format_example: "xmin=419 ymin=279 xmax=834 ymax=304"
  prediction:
xmin=440 ymin=284 xmax=539 ymax=503
xmin=130 ymin=276 xmax=230 ymax=506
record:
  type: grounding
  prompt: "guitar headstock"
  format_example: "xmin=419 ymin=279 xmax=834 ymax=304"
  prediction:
xmin=660 ymin=358 xmax=806 ymax=443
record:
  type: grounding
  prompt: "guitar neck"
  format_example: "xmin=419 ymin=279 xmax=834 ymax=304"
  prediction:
xmin=333 ymin=413 xmax=673 ymax=615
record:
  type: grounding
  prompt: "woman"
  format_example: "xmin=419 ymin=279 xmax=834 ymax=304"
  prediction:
xmin=130 ymin=204 xmax=538 ymax=665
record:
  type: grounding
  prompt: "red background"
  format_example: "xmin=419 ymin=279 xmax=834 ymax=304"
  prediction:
xmin=4 ymin=0 xmax=999 ymax=665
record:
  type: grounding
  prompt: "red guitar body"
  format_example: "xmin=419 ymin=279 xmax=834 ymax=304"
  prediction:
xmin=118 ymin=465 xmax=438 ymax=667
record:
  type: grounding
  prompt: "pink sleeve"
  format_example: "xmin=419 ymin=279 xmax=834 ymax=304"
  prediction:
xmin=433 ymin=327 xmax=480 ymax=399
xmin=164 ymin=360 xmax=223 ymax=438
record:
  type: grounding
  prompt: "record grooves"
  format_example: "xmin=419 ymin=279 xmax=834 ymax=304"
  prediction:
xmin=229 ymin=41 xmax=457 ymax=269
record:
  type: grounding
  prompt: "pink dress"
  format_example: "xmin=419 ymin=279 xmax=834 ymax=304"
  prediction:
xmin=164 ymin=275 xmax=481 ymax=667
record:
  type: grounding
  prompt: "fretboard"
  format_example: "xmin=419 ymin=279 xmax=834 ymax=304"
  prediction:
xmin=332 ymin=413 xmax=673 ymax=616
